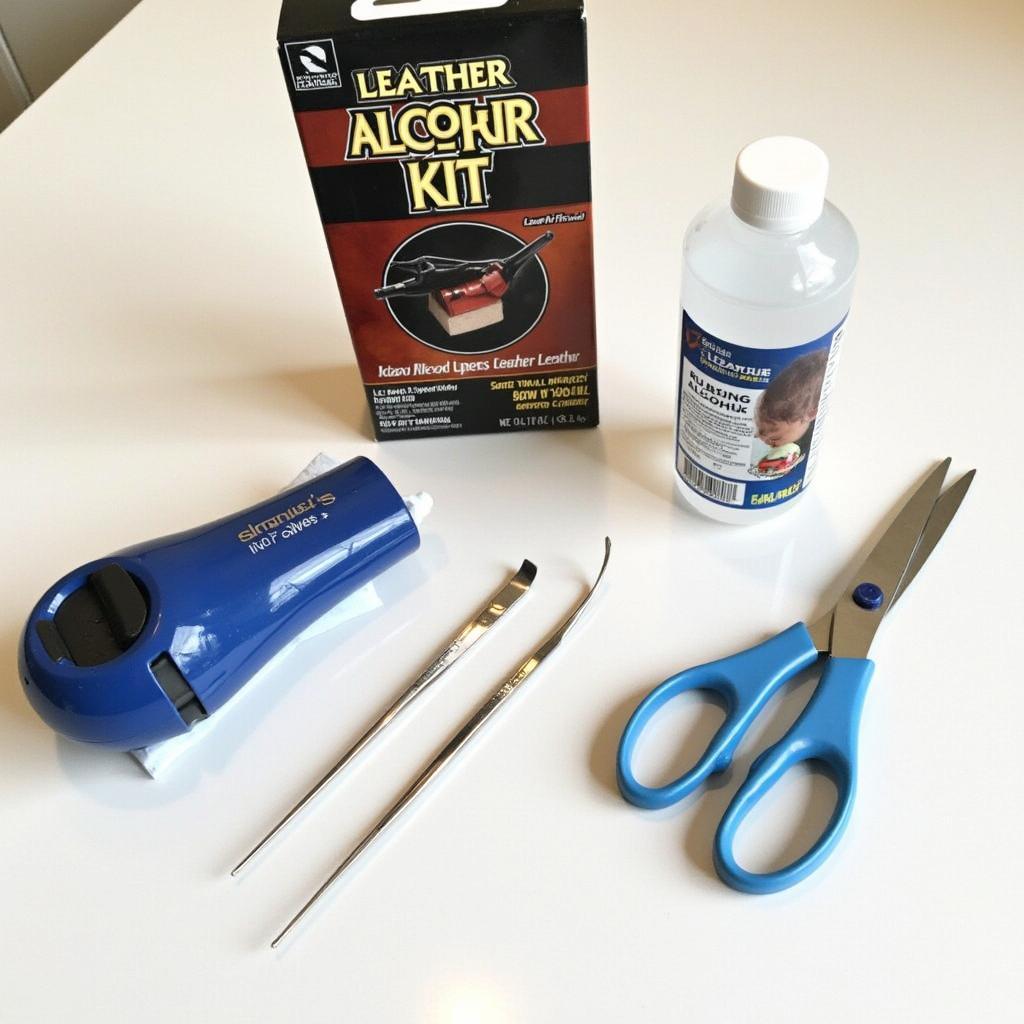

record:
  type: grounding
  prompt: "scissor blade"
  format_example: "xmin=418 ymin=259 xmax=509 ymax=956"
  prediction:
xmin=890 ymin=469 xmax=975 ymax=610
xmin=830 ymin=459 xmax=950 ymax=659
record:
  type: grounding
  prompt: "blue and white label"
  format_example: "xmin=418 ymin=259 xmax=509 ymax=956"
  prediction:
xmin=676 ymin=313 xmax=845 ymax=509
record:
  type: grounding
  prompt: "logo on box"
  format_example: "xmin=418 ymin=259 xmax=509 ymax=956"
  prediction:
xmin=285 ymin=40 xmax=341 ymax=91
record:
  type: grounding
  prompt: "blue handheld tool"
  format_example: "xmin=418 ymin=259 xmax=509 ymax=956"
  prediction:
xmin=20 ymin=457 xmax=421 ymax=751
xmin=617 ymin=459 xmax=974 ymax=894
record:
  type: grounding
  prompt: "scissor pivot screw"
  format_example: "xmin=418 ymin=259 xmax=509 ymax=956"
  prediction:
xmin=852 ymin=582 xmax=884 ymax=610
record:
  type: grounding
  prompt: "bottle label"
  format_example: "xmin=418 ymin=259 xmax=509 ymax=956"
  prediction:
xmin=676 ymin=312 xmax=846 ymax=509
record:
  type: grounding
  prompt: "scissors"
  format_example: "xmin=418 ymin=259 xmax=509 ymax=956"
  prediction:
xmin=616 ymin=459 xmax=974 ymax=894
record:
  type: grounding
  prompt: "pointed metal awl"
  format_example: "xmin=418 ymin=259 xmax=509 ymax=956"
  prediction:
xmin=232 ymin=560 xmax=536 ymax=877
xmin=270 ymin=539 xmax=611 ymax=949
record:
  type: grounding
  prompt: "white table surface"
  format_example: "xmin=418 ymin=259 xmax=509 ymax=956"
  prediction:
xmin=2 ymin=1 xmax=1021 ymax=1020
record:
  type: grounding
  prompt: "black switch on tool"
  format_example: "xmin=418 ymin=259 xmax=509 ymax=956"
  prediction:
xmin=44 ymin=564 xmax=149 ymax=667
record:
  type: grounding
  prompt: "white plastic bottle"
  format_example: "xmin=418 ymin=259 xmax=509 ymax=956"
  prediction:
xmin=675 ymin=136 xmax=858 ymax=524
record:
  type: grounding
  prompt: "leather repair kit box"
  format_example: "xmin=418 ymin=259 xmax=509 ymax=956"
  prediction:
xmin=277 ymin=0 xmax=598 ymax=440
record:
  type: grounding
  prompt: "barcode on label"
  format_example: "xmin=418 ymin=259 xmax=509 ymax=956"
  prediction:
xmin=681 ymin=455 xmax=743 ymax=506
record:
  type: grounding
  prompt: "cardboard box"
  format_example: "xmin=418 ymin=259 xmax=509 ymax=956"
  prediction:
xmin=278 ymin=0 xmax=598 ymax=439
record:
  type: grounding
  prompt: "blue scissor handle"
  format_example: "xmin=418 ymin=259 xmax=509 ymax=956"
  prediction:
xmin=713 ymin=656 xmax=874 ymax=894
xmin=616 ymin=623 xmax=820 ymax=810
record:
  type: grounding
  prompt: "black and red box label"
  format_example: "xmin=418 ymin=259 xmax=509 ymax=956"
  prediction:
xmin=278 ymin=0 xmax=598 ymax=440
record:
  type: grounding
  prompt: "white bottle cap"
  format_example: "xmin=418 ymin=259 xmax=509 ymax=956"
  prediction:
xmin=731 ymin=136 xmax=830 ymax=232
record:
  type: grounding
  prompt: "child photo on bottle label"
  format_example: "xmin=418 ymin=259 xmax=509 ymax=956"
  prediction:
xmin=676 ymin=315 xmax=845 ymax=509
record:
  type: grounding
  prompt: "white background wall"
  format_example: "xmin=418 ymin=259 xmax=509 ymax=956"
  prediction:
xmin=0 ymin=0 xmax=139 ymax=130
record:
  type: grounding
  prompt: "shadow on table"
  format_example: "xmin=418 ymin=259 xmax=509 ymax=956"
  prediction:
xmin=558 ymin=418 xmax=678 ymax=507
xmin=47 ymin=293 xmax=377 ymax=442
xmin=225 ymin=362 xmax=375 ymax=440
